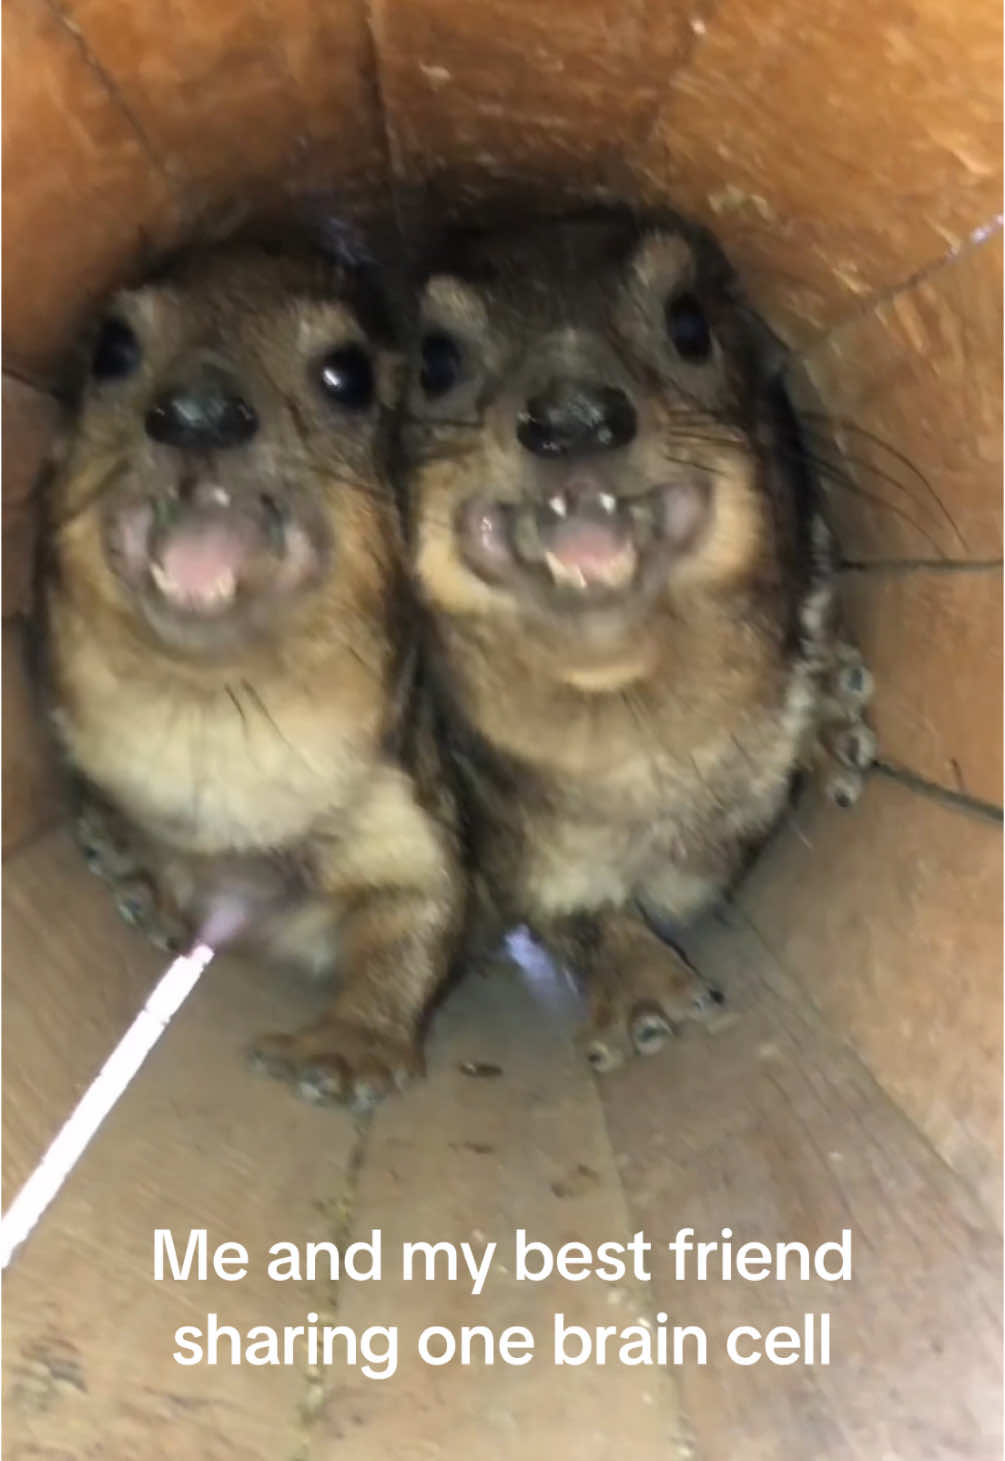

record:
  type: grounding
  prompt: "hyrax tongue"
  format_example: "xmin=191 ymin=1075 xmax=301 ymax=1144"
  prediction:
xmin=150 ymin=507 xmax=262 ymax=612
xmin=541 ymin=493 xmax=638 ymax=591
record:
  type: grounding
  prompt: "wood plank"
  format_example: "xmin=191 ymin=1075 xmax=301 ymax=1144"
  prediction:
xmin=309 ymin=956 xmax=693 ymax=1457
xmin=841 ymin=569 xmax=1003 ymax=802
xmin=2 ymin=376 xmax=62 ymax=618
xmin=2 ymin=0 xmax=180 ymax=380
xmin=803 ymin=236 xmax=1004 ymax=564
xmin=738 ymin=779 xmax=1003 ymax=1216
xmin=371 ymin=0 xmax=690 ymax=228
xmin=59 ymin=0 xmax=388 ymax=216
xmin=2 ymin=622 xmax=62 ymax=857
xmin=3 ymin=830 xmax=999 ymax=1456
xmin=1 ymin=911 xmax=357 ymax=1461
xmin=598 ymin=907 xmax=1002 ymax=1460
xmin=2 ymin=827 xmax=166 ymax=1193
xmin=630 ymin=0 xmax=1002 ymax=344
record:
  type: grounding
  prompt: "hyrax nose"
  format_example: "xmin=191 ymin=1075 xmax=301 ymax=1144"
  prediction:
xmin=145 ymin=365 xmax=258 ymax=451
xmin=517 ymin=380 xmax=637 ymax=458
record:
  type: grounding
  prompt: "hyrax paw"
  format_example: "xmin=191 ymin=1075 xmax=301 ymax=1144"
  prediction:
xmin=112 ymin=875 xmax=186 ymax=953
xmin=818 ymin=643 xmax=875 ymax=728
xmin=75 ymin=803 xmax=140 ymax=883
xmin=816 ymin=642 xmax=877 ymax=808
xmin=580 ymin=970 xmax=725 ymax=1075
xmin=249 ymin=1020 xmax=423 ymax=1113
xmin=823 ymin=721 xmax=877 ymax=772
xmin=828 ymin=650 xmax=874 ymax=714
xmin=823 ymin=766 xmax=865 ymax=809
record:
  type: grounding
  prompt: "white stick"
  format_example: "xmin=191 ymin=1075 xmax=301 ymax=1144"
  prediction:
xmin=1 ymin=942 xmax=215 ymax=1270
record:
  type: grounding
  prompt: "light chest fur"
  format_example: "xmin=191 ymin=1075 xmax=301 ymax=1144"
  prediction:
xmin=450 ymin=621 xmax=818 ymax=925
xmin=50 ymin=603 xmax=384 ymax=857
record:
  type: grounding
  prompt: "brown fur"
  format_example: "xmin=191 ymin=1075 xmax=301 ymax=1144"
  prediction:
xmin=401 ymin=211 xmax=842 ymax=1069
xmin=40 ymin=245 xmax=462 ymax=1110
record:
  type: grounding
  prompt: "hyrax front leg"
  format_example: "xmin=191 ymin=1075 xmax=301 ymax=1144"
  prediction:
xmin=252 ymin=890 xmax=453 ymax=1111
xmin=251 ymin=776 xmax=460 ymax=1113
xmin=73 ymin=785 xmax=189 ymax=952
xmin=541 ymin=908 xmax=724 ymax=1074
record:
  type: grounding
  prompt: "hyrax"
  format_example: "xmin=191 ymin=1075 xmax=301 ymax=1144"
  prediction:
xmin=402 ymin=211 xmax=873 ymax=1070
xmin=40 ymin=244 xmax=461 ymax=1110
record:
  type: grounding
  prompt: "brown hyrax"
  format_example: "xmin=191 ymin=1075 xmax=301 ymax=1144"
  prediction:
xmin=39 ymin=244 xmax=462 ymax=1111
xmin=402 ymin=211 xmax=874 ymax=1071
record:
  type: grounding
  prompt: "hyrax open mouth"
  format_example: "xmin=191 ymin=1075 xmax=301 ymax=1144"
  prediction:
xmin=535 ymin=480 xmax=639 ymax=593
xmin=106 ymin=480 xmax=321 ymax=635
xmin=148 ymin=491 xmax=268 ymax=615
xmin=459 ymin=473 xmax=709 ymax=600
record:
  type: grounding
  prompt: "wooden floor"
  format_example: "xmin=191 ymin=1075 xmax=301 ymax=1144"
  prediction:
xmin=3 ymin=829 xmax=1001 ymax=1460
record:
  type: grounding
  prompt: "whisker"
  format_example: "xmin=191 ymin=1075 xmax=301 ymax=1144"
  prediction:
xmin=225 ymin=684 xmax=249 ymax=737
xmin=238 ymin=678 xmax=329 ymax=784
xmin=799 ymin=412 xmax=966 ymax=548
xmin=637 ymin=422 xmax=936 ymax=511
xmin=609 ymin=422 xmax=952 ymax=554
xmin=814 ymin=472 xmax=945 ymax=556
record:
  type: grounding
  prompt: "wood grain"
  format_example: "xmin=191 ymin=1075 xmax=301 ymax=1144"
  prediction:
xmin=803 ymin=234 xmax=1004 ymax=564
xmin=739 ymin=778 xmax=1003 ymax=1219
xmin=600 ymin=908 xmax=1002 ymax=1460
xmin=841 ymin=568 xmax=1003 ymax=803
xmin=631 ymin=0 xmax=1002 ymax=345
xmin=3 ymin=840 xmax=355 ymax=1459
xmin=2 ymin=622 xmax=62 ymax=856
xmin=2 ymin=376 xmax=62 ymax=618
xmin=2 ymin=0 xmax=180 ymax=379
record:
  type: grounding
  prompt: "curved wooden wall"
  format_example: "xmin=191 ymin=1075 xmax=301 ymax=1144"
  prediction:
xmin=3 ymin=0 xmax=1002 ymax=1214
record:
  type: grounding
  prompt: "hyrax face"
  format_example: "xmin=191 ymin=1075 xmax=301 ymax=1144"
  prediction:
xmin=404 ymin=214 xmax=795 ymax=641
xmin=52 ymin=247 xmax=401 ymax=657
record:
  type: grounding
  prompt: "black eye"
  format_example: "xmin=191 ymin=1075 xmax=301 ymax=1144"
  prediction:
xmin=318 ymin=345 xmax=375 ymax=409
xmin=91 ymin=317 xmax=141 ymax=380
xmin=665 ymin=292 xmax=712 ymax=362
xmin=420 ymin=331 xmax=462 ymax=398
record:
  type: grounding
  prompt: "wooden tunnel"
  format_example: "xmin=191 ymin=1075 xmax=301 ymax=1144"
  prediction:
xmin=3 ymin=0 xmax=1001 ymax=1455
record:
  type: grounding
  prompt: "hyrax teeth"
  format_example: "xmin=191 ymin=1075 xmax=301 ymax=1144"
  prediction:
xmin=544 ymin=544 xmax=637 ymax=593
xmin=150 ymin=562 xmax=236 ymax=607
xmin=544 ymin=552 xmax=588 ymax=591
xmin=208 ymin=486 xmax=231 ymax=508
xmin=598 ymin=492 xmax=617 ymax=514
xmin=547 ymin=493 xmax=569 ymax=518
xmin=202 ymin=572 xmax=237 ymax=604
xmin=203 ymin=574 xmax=235 ymax=603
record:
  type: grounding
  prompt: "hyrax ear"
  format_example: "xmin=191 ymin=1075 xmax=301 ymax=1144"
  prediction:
xmin=678 ymin=219 xmax=791 ymax=383
xmin=420 ymin=275 xmax=490 ymax=336
xmin=627 ymin=230 xmax=698 ymax=297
